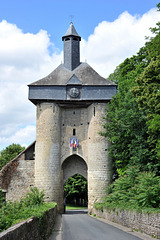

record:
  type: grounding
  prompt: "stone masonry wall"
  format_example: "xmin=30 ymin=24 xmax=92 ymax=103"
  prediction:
xmin=87 ymin=103 xmax=112 ymax=210
xmin=0 ymin=143 xmax=35 ymax=202
xmin=60 ymin=103 xmax=112 ymax=210
xmin=62 ymin=155 xmax=87 ymax=183
xmin=35 ymin=102 xmax=63 ymax=212
xmin=35 ymin=102 xmax=111 ymax=212
xmin=61 ymin=106 xmax=88 ymax=163
xmin=0 ymin=206 xmax=57 ymax=240
xmin=6 ymin=159 xmax=35 ymax=202
xmin=92 ymin=208 xmax=160 ymax=239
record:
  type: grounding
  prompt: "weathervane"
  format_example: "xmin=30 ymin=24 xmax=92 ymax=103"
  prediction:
xmin=69 ymin=14 xmax=74 ymax=23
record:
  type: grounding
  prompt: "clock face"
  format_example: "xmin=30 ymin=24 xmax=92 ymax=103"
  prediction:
xmin=69 ymin=87 xmax=80 ymax=98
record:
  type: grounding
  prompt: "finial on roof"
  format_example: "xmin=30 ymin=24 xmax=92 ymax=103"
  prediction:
xmin=69 ymin=14 xmax=74 ymax=23
xmin=62 ymin=22 xmax=81 ymax=40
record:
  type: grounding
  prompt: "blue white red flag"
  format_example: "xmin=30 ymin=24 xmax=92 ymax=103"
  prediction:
xmin=75 ymin=137 xmax=79 ymax=148
xmin=69 ymin=137 xmax=74 ymax=148
xmin=71 ymin=137 xmax=74 ymax=147
xmin=75 ymin=138 xmax=77 ymax=148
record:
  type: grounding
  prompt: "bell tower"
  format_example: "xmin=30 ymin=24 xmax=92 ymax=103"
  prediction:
xmin=62 ymin=22 xmax=81 ymax=71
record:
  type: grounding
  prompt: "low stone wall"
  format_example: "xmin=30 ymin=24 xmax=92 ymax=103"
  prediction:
xmin=0 ymin=206 xmax=57 ymax=240
xmin=93 ymin=208 xmax=160 ymax=239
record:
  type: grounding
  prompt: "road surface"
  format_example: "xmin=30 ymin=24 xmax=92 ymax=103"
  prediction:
xmin=62 ymin=210 xmax=142 ymax=240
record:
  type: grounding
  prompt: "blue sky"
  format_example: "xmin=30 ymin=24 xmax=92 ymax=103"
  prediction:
xmin=0 ymin=0 xmax=160 ymax=151
xmin=0 ymin=0 xmax=159 ymax=49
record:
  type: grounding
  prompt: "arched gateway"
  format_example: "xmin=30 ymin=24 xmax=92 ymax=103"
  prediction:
xmin=0 ymin=23 xmax=117 ymax=213
xmin=62 ymin=155 xmax=87 ymax=183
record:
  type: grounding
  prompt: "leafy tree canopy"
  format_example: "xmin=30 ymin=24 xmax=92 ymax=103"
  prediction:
xmin=105 ymin=3 xmax=160 ymax=176
xmin=132 ymin=56 xmax=160 ymax=164
xmin=95 ymin=167 xmax=160 ymax=211
xmin=64 ymin=174 xmax=87 ymax=204
xmin=0 ymin=144 xmax=25 ymax=170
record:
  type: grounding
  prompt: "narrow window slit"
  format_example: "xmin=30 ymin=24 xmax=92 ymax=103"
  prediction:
xmin=73 ymin=129 xmax=76 ymax=136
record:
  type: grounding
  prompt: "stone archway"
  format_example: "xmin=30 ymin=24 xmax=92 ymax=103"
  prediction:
xmin=62 ymin=154 xmax=88 ymax=210
xmin=62 ymin=154 xmax=87 ymax=183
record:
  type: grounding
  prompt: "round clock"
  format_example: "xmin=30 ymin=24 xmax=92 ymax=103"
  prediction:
xmin=69 ymin=87 xmax=80 ymax=98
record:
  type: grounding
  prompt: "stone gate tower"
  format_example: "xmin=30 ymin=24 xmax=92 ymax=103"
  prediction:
xmin=28 ymin=23 xmax=117 ymax=212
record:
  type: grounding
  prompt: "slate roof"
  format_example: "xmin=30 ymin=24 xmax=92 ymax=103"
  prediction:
xmin=62 ymin=22 xmax=81 ymax=40
xmin=29 ymin=62 xmax=116 ymax=86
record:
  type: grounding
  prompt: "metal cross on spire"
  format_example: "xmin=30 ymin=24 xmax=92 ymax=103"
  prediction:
xmin=69 ymin=14 xmax=74 ymax=23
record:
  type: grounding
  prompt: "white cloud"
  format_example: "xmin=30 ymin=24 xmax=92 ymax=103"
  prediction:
xmin=0 ymin=20 xmax=63 ymax=150
xmin=0 ymin=125 xmax=36 ymax=150
xmin=0 ymin=7 xmax=160 ymax=150
xmin=81 ymin=8 xmax=160 ymax=77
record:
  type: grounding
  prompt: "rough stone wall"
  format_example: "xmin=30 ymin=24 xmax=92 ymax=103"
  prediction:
xmin=87 ymin=103 xmax=112 ymax=210
xmin=0 ymin=143 xmax=35 ymax=202
xmin=0 ymin=157 xmax=21 ymax=191
xmin=61 ymin=106 xmax=88 ymax=163
xmin=60 ymin=103 xmax=111 ymax=210
xmin=62 ymin=155 xmax=87 ymax=183
xmin=35 ymin=102 xmax=111 ymax=212
xmin=6 ymin=159 xmax=35 ymax=202
xmin=0 ymin=206 xmax=57 ymax=240
xmin=35 ymin=102 xmax=63 ymax=212
xmin=92 ymin=208 xmax=160 ymax=239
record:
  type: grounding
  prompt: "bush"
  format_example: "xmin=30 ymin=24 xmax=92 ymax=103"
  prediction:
xmin=0 ymin=189 xmax=5 ymax=208
xmin=95 ymin=167 xmax=160 ymax=212
xmin=0 ymin=187 xmax=56 ymax=233
xmin=21 ymin=187 xmax=45 ymax=207
xmin=135 ymin=172 xmax=160 ymax=208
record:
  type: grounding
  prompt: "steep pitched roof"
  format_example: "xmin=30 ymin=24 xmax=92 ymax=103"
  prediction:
xmin=62 ymin=22 xmax=81 ymax=40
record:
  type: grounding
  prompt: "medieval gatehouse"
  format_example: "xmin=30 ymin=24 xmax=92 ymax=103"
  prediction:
xmin=0 ymin=23 xmax=117 ymax=212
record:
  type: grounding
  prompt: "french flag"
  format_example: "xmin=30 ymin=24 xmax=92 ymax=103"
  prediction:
xmin=75 ymin=137 xmax=79 ymax=148
xmin=69 ymin=137 xmax=74 ymax=148
xmin=75 ymin=138 xmax=77 ymax=148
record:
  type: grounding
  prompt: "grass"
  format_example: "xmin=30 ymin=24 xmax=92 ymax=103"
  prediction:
xmin=0 ymin=201 xmax=57 ymax=232
xmin=66 ymin=204 xmax=88 ymax=210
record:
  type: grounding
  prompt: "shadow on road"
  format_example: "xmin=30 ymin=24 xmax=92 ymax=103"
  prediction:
xmin=64 ymin=209 xmax=88 ymax=215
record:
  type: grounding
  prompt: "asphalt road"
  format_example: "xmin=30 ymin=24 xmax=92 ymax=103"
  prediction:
xmin=62 ymin=210 xmax=142 ymax=240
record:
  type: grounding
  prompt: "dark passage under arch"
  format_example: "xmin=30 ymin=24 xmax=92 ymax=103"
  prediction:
xmin=62 ymin=155 xmax=88 ymax=210
xmin=64 ymin=173 xmax=88 ymax=207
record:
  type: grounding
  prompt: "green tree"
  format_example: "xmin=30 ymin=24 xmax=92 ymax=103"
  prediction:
xmin=104 ymin=4 xmax=160 ymax=176
xmin=105 ymin=55 xmax=151 ymax=176
xmin=0 ymin=144 xmax=25 ymax=170
xmin=132 ymin=56 xmax=160 ymax=173
xmin=145 ymin=3 xmax=160 ymax=60
xmin=96 ymin=167 xmax=160 ymax=210
xmin=64 ymin=174 xmax=87 ymax=205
